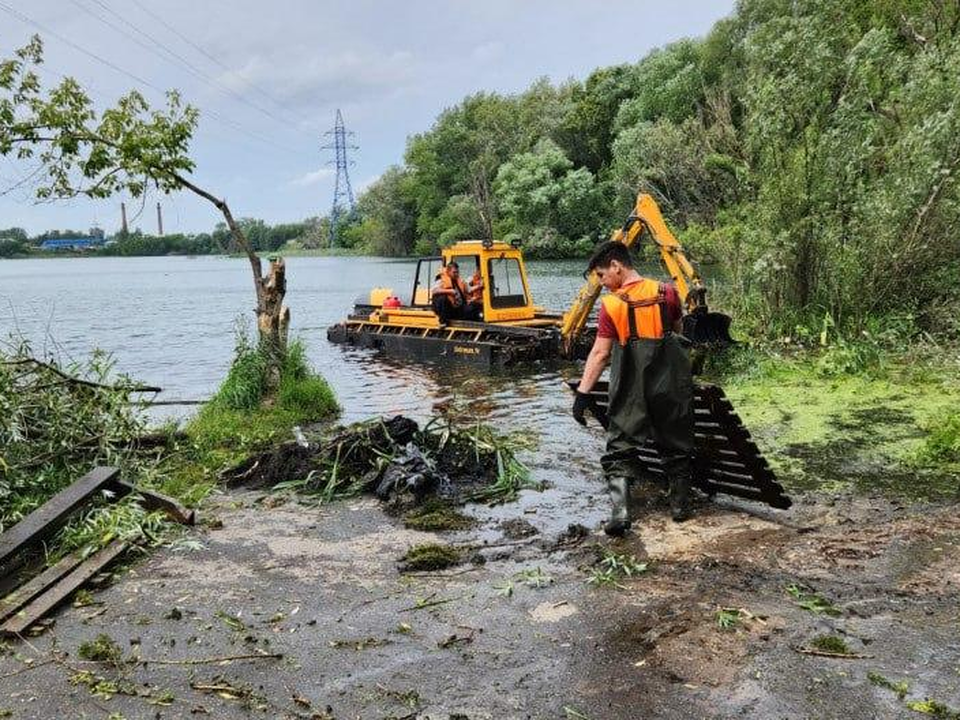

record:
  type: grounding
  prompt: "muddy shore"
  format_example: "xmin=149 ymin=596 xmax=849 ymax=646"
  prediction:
xmin=2 ymin=481 xmax=958 ymax=719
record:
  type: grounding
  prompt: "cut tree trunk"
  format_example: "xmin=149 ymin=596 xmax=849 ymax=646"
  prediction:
xmin=171 ymin=171 xmax=290 ymax=395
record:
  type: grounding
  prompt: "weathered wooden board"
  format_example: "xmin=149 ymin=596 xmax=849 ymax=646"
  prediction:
xmin=109 ymin=480 xmax=196 ymax=525
xmin=0 ymin=542 xmax=128 ymax=636
xmin=0 ymin=552 xmax=85 ymax=623
xmin=0 ymin=466 xmax=120 ymax=570
xmin=568 ymin=380 xmax=791 ymax=510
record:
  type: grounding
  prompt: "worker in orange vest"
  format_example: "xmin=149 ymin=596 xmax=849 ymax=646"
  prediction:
xmin=572 ymin=241 xmax=693 ymax=535
xmin=464 ymin=268 xmax=484 ymax=321
xmin=431 ymin=261 xmax=468 ymax=324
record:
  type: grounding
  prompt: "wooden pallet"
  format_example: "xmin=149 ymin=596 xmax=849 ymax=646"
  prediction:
xmin=569 ymin=380 xmax=791 ymax=510
xmin=0 ymin=467 xmax=196 ymax=637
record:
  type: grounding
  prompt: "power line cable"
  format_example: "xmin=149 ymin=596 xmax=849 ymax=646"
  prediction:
xmin=67 ymin=0 xmax=309 ymax=138
xmin=0 ymin=1 xmax=300 ymax=155
xmin=126 ymin=0 xmax=315 ymax=126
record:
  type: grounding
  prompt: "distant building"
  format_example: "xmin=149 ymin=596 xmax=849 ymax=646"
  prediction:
xmin=40 ymin=236 xmax=106 ymax=251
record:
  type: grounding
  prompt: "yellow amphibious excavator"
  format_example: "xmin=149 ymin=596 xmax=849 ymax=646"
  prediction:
xmin=328 ymin=194 xmax=790 ymax=509
xmin=327 ymin=193 xmax=733 ymax=366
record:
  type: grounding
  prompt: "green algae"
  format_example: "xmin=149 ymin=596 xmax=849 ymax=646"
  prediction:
xmin=711 ymin=349 xmax=960 ymax=500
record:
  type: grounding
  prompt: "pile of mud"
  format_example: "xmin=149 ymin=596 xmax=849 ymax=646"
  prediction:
xmin=222 ymin=415 xmax=532 ymax=509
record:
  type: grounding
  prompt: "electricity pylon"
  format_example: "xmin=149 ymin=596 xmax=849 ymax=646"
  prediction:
xmin=321 ymin=109 xmax=358 ymax=248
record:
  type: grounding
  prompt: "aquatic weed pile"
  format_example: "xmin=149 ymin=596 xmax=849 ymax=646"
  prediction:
xmin=226 ymin=415 xmax=538 ymax=506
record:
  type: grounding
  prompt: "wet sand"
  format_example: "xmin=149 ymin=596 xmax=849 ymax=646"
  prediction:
xmin=2 ymin=486 xmax=958 ymax=719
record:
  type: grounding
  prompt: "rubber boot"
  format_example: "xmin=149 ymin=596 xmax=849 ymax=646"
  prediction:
xmin=669 ymin=472 xmax=692 ymax=523
xmin=604 ymin=476 xmax=633 ymax=537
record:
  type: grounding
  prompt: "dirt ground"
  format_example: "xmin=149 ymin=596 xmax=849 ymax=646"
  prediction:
xmin=2 ymin=485 xmax=960 ymax=720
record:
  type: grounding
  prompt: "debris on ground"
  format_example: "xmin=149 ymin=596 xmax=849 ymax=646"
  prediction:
xmin=500 ymin=517 xmax=539 ymax=539
xmin=398 ymin=543 xmax=462 ymax=572
xmin=77 ymin=633 xmax=123 ymax=664
xmin=402 ymin=499 xmax=475 ymax=532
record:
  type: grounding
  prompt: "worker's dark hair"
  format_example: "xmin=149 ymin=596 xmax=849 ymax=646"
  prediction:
xmin=447 ymin=261 xmax=459 ymax=269
xmin=586 ymin=241 xmax=633 ymax=272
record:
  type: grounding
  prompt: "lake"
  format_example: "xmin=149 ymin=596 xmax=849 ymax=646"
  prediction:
xmin=0 ymin=254 xmax=622 ymax=528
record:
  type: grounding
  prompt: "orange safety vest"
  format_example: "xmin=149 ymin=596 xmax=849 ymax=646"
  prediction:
xmin=600 ymin=278 xmax=668 ymax=345
xmin=439 ymin=268 xmax=469 ymax=307
xmin=467 ymin=271 xmax=483 ymax=303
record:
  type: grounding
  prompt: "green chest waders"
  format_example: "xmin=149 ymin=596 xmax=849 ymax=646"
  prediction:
xmin=600 ymin=308 xmax=696 ymax=524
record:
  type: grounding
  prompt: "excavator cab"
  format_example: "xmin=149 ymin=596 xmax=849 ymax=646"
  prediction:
xmin=440 ymin=241 xmax=537 ymax=323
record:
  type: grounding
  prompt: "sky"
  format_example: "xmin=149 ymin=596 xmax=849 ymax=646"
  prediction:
xmin=0 ymin=0 xmax=735 ymax=236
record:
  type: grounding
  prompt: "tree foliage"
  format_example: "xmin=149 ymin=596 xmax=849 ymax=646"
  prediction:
xmin=341 ymin=0 xmax=960 ymax=340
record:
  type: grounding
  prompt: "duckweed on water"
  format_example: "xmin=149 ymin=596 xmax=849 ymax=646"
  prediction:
xmin=711 ymin=348 xmax=960 ymax=500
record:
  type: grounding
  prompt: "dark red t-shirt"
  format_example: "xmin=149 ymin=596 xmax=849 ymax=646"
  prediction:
xmin=597 ymin=279 xmax=682 ymax=339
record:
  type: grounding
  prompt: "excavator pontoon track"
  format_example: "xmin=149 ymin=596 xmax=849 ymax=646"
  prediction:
xmin=327 ymin=318 xmax=561 ymax=366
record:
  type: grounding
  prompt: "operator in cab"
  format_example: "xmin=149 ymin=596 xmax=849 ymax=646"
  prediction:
xmin=464 ymin=267 xmax=484 ymax=321
xmin=431 ymin=261 xmax=468 ymax=324
xmin=572 ymin=241 xmax=694 ymax=536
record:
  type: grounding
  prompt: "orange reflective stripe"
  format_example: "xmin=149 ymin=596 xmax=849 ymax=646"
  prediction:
xmin=600 ymin=278 xmax=665 ymax=345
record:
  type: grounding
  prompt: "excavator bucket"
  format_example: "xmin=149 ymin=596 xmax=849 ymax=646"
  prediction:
xmin=682 ymin=308 xmax=734 ymax=346
xmin=567 ymin=379 xmax=791 ymax=510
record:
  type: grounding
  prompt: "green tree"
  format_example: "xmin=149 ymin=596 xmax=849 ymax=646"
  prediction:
xmin=0 ymin=36 xmax=290 ymax=389
xmin=494 ymin=139 xmax=604 ymax=257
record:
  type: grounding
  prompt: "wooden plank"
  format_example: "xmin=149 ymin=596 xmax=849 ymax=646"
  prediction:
xmin=0 ymin=552 xmax=85 ymax=623
xmin=0 ymin=467 xmax=120 ymax=569
xmin=110 ymin=480 xmax=195 ymax=525
xmin=1 ymin=542 xmax=128 ymax=637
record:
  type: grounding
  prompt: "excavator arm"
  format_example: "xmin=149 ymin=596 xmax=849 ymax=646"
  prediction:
xmin=560 ymin=193 xmax=731 ymax=356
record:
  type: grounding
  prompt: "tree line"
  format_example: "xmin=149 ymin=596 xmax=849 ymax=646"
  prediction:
xmin=338 ymin=0 xmax=960 ymax=340
xmin=0 ymin=217 xmax=328 ymax=257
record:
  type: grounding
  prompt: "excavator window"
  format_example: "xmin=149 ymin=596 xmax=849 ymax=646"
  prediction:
xmin=487 ymin=256 xmax=527 ymax=309
xmin=450 ymin=255 xmax=479 ymax=280
xmin=411 ymin=256 xmax=442 ymax=306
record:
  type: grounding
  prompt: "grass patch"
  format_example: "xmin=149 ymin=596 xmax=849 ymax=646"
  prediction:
xmin=786 ymin=584 xmax=841 ymax=616
xmin=810 ymin=634 xmax=852 ymax=655
xmin=906 ymin=699 xmax=960 ymax=718
xmin=402 ymin=499 xmax=474 ymax=531
xmin=398 ymin=543 xmax=461 ymax=572
xmin=868 ymin=671 xmax=910 ymax=700
xmin=916 ymin=412 xmax=960 ymax=468
xmin=715 ymin=607 xmax=743 ymax=631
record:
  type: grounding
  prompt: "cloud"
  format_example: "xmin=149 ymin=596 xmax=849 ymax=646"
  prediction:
xmin=220 ymin=48 xmax=420 ymax=112
xmin=471 ymin=41 xmax=504 ymax=63
xmin=290 ymin=167 xmax=334 ymax=187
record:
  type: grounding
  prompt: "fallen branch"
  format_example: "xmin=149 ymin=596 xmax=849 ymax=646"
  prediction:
xmin=0 ymin=658 xmax=55 ymax=679
xmin=4 ymin=357 xmax=161 ymax=393
xmin=137 ymin=651 xmax=283 ymax=666
xmin=794 ymin=646 xmax=872 ymax=659
xmin=398 ymin=594 xmax=468 ymax=613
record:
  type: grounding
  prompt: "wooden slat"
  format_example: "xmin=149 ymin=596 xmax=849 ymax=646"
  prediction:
xmin=0 ymin=552 xmax=85 ymax=623
xmin=110 ymin=480 xmax=195 ymax=525
xmin=0 ymin=467 xmax=120 ymax=569
xmin=568 ymin=378 xmax=792 ymax=510
xmin=1 ymin=542 xmax=128 ymax=636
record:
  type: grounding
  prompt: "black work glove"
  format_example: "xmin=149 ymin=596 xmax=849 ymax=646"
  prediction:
xmin=572 ymin=390 xmax=592 ymax=426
